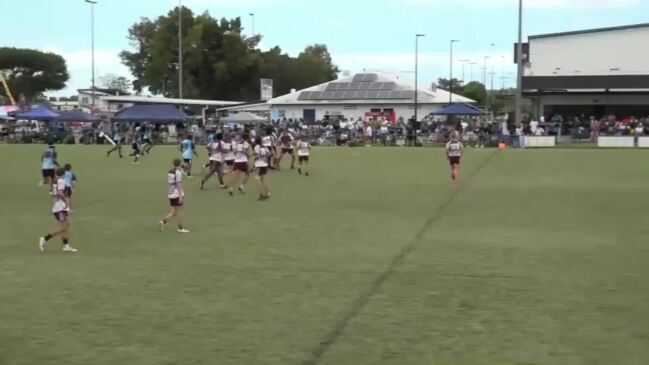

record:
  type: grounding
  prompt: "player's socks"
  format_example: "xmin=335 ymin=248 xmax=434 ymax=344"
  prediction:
xmin=305 ymin=171 xmax=310 ymax=176
xmin=298 ymin=168 xmax=302 ymax=175
xmin=238 ymin=185 xmax=245 ymax=194
xmin=159 ymin=219 xmax=166 ymax=231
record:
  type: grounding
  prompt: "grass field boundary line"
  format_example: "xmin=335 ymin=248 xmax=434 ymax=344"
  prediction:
xmin=301 ymin=150 xmax=499 ymax=365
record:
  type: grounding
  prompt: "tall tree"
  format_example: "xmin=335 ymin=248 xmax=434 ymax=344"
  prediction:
xmin=0 ymin=47 xmax=69 ymax=102
xmin=99 ymin=73 xmax=131 ymax=94
xmin=437 ymin=78 xmax=464 ymax=94
xmin=462 ymin=81 xmax=487 ymax=105
xmin=120 ymin=7 xmax=337 ymax=100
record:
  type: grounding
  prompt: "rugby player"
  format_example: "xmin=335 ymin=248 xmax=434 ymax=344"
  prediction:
xmin=106 ymin=129 xmax=123 ymax=158
xmin=253 ymin=138 xmax=271 ymax=200
xmin=231 ymin=134 xmax=252 ymax=195
xmin=179 ymin=135 xmax=198 ymax=177
xmin=41 ymin=144 xmax=59 ymax=189
xmin=160 ymin=158 xmax=190 ymax=233
xmin=296 ymin=136 xmax=311 ymax=176
xmin=446 ymin=131 xmax=465 ymax=182
xmin=39 ymin=168 xmax=78 ymax=253
xmin=200 ymin=133 xmax=226 ymax=190
xmin=63 ymin=163 xmax=77 ymax=209
xmin=276 ymin=129 xmax=296 ymax=170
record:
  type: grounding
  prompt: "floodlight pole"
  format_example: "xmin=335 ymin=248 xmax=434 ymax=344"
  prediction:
xmin=85 ymin=0 xmax=97 ymax=107
xmin=178 ymin=0 xmax=183 ymax=99
xmin=449 ymin=40 xmax=459 ymax=105
xmin=515 ymin=0 xmax=524 ymax=125
xmin=414 ymin=34 xmax=425 ymax=147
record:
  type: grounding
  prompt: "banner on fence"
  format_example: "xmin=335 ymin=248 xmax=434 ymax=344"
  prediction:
xmin=597 ymin=136 xmax=635 ymax=148
xmin=523 ymin=136 xmax=556 ymax=148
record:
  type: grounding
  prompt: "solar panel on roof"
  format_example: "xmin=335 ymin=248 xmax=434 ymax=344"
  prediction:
xmin=377 ymin=90 xmax=392 ymax=99
xmin=338 ymin=83 xmax=350 ymax=90
xmin=310 ymin=91 xmax=323 ymax=99
xmin=359 ymin=83 xmax=371 ymax=90
xmin=402 ymin=90 xmax=415 ymax=99
xmin=366 ymin=90 xmax=379 ymax=98
xmin=347 ymin=82 xmax=360 ymax=90
xmin=369 ymin=82 xmax=382 ymax=90
xmin=298 ymin=91 xmax=312 ymax=100
xmin=389 ymin=91 xmax=401 ymax=99
xmin=326 ymin=83 xmax=339 ymax=91
xmin=381 ymin=82 xmax=396 ymax=90
xmin=322 ymin=91 xmax=335 ymax=99
xmin=342 ymin=91 xmax=354 ymax=99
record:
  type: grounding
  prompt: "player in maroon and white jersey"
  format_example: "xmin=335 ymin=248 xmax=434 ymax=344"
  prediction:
xmin=445 ymin=131 xmax=465 ymax=182
xmin=253 ymin=137 xmax=271 ymax=200
xmin=295 ymin=136 xmax=311 ymax=176
xmin=200 ymin=133 xmax=226 ymax=190
xmin=276 ymin=129 xmax=296 ymax=170
xmin=229 ymin=134 xmax=252 ymax=196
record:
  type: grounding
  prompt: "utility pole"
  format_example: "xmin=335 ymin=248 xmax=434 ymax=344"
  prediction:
xmin=515 ymin=0 xmax=524 ymax=125
xmin=178 ymin=0 xmax=183 ymax=98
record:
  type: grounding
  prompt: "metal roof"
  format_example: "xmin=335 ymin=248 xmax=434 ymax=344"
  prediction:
xmin=529 ymin=23 xmax=649 ymax=40
xmin=100 ymin=95 xmax=241 ymax=106
xmin=269 ymin=72 xmax=474 ymax=105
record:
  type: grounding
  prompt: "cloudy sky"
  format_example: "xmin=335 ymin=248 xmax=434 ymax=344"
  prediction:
xmin=1 ymin=0 xmax=647 ymax=96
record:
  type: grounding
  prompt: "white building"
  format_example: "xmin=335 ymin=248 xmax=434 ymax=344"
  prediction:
xmin=268 ymin=72 xmax=473 ymax=122
xmin=520 ymin=23 xmax=649 ymax=118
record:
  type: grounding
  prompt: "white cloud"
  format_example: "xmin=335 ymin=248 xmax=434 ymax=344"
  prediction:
xmin=40 ymin=47 xmax=129 ymax=96
xmin=334 ymin=51 xmax=517 ymax=87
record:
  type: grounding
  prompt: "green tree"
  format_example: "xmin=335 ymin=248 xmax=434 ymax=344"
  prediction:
xmin=437 ymin=78 xmax=464 ymax=94
xmin=120 ymin=6 xmax=337 ymax=100
xmin=0 ymin=47 xmax=69 ymax=102
xmin=462 ymin=81 xmax=487 ymax=105
xmin=99 ymin=74 xmax=131 ymax=94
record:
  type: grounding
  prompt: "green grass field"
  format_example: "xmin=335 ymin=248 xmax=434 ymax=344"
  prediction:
xmin=1 ymin=144 xmax=649 ymax=365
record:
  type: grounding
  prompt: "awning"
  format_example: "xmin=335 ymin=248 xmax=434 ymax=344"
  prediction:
xmin=431 ymin=103 xmax=485 ymax=116
xmin=112 ymin=104 xmax=187 ymax=122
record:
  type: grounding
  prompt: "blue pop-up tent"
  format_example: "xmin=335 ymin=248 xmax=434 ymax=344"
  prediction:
xmin=56 ymin=109 xmax=101 ymax=122
xmin=112 ymin=104 xmax=187 ymax=122
xmin=14 ymin=106 xmax=60 ymax=121
xmin=432 ymin=103 xmax=485 ymax=116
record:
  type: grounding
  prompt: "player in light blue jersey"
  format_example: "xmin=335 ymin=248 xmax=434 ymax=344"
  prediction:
xmin=179 ymin=134 xmax=198 ymax=177
xmin=41 ymin=144 xmax=59 ymax=188
xmin=63 ymin=163 xmax=77 ymax=208
xmin=106 ymin=128 xmax=123 ymax=158
xmin=203 ymin=131 xmax=215 ymax=168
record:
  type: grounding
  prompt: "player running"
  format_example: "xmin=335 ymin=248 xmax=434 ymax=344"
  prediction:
xmin=39 ymin=168 xmax=78 ymax=253
xmin=179 ymin=135 xmax=198 ymax=177
xmin=200 ymin=133 xmax=226 ymax=190
xmin=129 ymin=129 xmax=142 ymax=164
xmin=262 ymin=128 xmax=277 ymax=169
xmin=63 ymin=163 xmax=77 ymax=209
xmin=276 ymin=129 xmax=296 ymax=170
xmin=221 ymin=132 xmax=236 ymax=180
xmin=41 ymin=144 xmax=59 ymax=189
xmin=141 ymin=125 xmax=154 ymax=155
xmin=296 ymin=136 xmax=311 ymax=176
xmin=106 ymin=129 xmax=123 ymax=158
xmin=160 ymin=158 xmax=190 ymax=233
xmin=253 ymin=137 xmax=271 ymax=200
xmin=203 ymin=131 xmax=215 ymax=169
xmin=230 ymin=134 xmax=252 ymax=195
xmin=446 ymin=131 xmax=465 ymax=182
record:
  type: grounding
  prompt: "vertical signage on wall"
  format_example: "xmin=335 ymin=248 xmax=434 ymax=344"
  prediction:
xmin=260 ymin=79 xmax=273 ymax=101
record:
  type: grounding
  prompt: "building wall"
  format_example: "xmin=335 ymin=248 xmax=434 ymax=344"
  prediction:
xmin=270 ymin=104 xmax=442 ymax=121
xmin=527 ymin=27 xmax=649 ymax=77
xmin=532 ymin=94 xmax=649 ymax=118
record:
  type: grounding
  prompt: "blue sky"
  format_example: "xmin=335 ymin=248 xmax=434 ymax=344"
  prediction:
xmin=2 ymin=0 xmax=648 ymax=96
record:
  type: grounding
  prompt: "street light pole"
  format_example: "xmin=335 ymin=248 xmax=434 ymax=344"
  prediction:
xmin=469 ymin=62 xmax=477 ymax=82
xmin=515 ymin=0 xmax=524 ymax=125
xmin=449 ymin=40 xmax=459 ymax=105
xmin=249 ymin=13 xmax=255 ymax=37
xmin=414 ymin=34 xmax=425 ymax=124
xmin=459 ymin=59 xmax=470 ymax=84
xmin=85 ymin=0 xmax=97 ymax=107
xmin=178 ymin=0 xmax=183 ymax=99
xmin=483 ymin=56 xmax=490 ymax=87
